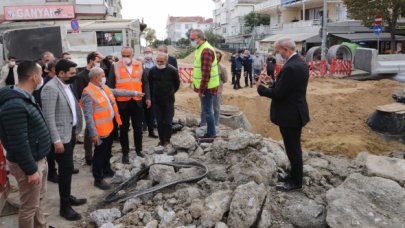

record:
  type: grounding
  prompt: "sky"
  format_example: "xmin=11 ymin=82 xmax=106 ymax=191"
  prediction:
xmin=121 ymin=0 xmax=215 ymax=40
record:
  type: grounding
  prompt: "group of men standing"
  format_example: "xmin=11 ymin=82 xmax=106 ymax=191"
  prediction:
xmin=0 ymin=44 xmax=181 ymax=227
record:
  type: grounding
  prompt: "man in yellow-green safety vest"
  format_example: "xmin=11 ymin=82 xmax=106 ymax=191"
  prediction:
xmin=190 ymin=29 xmax=220 ymax=143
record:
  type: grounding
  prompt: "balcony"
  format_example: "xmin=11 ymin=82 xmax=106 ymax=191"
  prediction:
xmin=255 ymin=0 xmax=281 ymax=13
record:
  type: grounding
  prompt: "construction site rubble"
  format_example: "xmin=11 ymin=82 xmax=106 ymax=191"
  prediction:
xmin=87 ymin=122 xmax=405 ymax=228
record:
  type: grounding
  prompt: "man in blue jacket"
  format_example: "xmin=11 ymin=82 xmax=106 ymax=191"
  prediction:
xmin=0 ymin=61 xmax=52 ymax=227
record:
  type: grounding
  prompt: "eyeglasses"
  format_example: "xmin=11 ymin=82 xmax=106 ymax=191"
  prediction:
xmin=122 ymin=55 xmax=131 ymax=58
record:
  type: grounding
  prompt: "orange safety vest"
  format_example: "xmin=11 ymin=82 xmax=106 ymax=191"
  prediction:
xmin=113 ymin=60 xmax=143 ymax=102
xmin=82 ymin=83 xmax=123 ymax=137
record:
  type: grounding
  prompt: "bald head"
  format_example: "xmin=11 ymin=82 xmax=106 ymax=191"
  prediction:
xmin=89 ymin=67 xmax=105 ymax=86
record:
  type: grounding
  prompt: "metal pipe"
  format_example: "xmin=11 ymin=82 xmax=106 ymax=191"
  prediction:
xmin=321 ymin=0 xmax=328 ymax=60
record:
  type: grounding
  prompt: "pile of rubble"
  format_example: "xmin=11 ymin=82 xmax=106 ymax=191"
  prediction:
xmin=88 ymin=118 xmax=405 ymax=228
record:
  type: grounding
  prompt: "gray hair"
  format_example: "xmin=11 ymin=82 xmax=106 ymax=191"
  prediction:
xmin=89 ymin=67 xmax=104 ymax=79
xmin=121 ymin=46 xmax=133 ymax=53
xmin=158 ymin=45 xmax=168 ymax=53
xmin=156 ymin=52 xmax=168 ymax=61
xmin=275 ymin=38 xmax=296 ymax=51
xmin=191 ymin=29 xmax=206 ymax=40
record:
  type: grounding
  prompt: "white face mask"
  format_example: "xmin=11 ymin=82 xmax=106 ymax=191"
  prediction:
xmin=35 ymin=76 xmax=44 ymax=90
xmin=8 ymin=61 xmax=15 ymax=67
xmin=101 ymin=77 xmax=106 ymax=85
xmin=144 ymin=53 xmax=153 ymax=59
xmin=94 ymin=62 xmax=101 ymax=68
xmin=275 ymin=53 xmax=285 ymax=64
xmin=123 ymin=57 xmax=132 ymax=65
xmin=156 ymin=64 xmax=166 ymax=70
xmin=191 ymin=40 xmax=198 ymax=48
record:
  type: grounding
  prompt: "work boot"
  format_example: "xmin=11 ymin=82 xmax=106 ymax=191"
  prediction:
xmin=60 ymin=199 xmax=81 ymax=221
xmin=94 ymin=179 xmax=112 ymax=190
xmin=122 ymin=153 xmax=129 ymax=164
xmin=69 ymin=195 xmax=87 ymax=206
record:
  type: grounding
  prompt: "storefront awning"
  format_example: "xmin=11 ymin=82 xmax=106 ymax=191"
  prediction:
xmin=331 ymin=33 xmax=405 ymax=42
xmin=260 ymin=33 xmax=319 ymax=43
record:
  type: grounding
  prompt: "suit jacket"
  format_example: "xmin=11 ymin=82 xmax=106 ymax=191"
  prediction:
xmin=257 ymin=54 xmax=310 ymax=128
xmin=41 ymin=77 xmax=83 ymax=143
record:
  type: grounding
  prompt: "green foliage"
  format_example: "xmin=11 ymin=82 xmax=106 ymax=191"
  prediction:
xmin=204 ymin=27 xmax=225 ymax=47
xmin=244 ymin=12 xmax=271 ymax=33
xmin=176 ymin=38 xmax=190 ymax=47
xmin=343 ymin=0 xmax=404 ymax=51
xmin=143 ymin=27 xmax=156 ymax=46
xmin=175 ymin=47 xmax=194 ymax=59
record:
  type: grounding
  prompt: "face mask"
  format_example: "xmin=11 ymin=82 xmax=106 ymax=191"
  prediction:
xmin=144 ymin=53 xmax=152 ymax=59
xmin=8 ymin=61 xmax=15 ymax=67
xmin=95 ymin=62 xmax=101 ymax=68
xmin=35 ymin=76 xmax=44 ymax=90
xmin=63 ymin=74 xmax=76 ymax=84
xmin=156 ymin=64 xmax=166 ymax=70
xmin=101 ymin=77 xmax=106 ymax=85
xmin=191 ymin=40 xmax=198 ymax=48
xmin=123 ymin=57 xmax=132 ymax=65
xmin=276 ymin=53 xmax=285 ymax=63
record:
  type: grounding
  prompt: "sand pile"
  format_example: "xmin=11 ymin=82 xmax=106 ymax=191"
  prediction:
xmin=175 ymin=76 xmax=405 ymax=158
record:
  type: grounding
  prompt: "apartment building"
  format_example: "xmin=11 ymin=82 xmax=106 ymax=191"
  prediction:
xmin=166 ymin=16 xmax=213 ymax=42
xmin=213 ymin=0 xmax=267 ymax=41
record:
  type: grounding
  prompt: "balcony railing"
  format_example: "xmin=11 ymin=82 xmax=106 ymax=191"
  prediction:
xmin=283 ymin=19 xmax=320 ymax=29
xmin=255 ymin=0 xmax=282 ymax=12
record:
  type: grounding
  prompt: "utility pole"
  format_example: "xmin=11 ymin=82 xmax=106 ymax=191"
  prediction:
xmin=321 ymin=0 xmax=328 ymax=60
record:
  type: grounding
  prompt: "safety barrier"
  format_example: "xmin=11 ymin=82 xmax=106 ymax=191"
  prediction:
xmin=308 ymin=60 xmax=328 ymax=78
xmin=330 ymin=59 xmax=352 ymax=76
xmin=178 ymin=67 xmax=193 ymax=84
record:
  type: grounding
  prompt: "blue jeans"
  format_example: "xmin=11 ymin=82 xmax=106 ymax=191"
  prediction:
xmin=200 ymin=90 xmax=216 ymax=137
xmin=200 ymin=94 xmax=221 ymax=126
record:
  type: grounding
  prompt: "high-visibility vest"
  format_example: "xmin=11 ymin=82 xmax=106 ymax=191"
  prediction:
xmin=82 ymin=83 xmax=122 ymax=137
xmin=114 ymin=60 xmax=143 ymax=102
xmin=192 ymin=41 xmax=220 ymax=89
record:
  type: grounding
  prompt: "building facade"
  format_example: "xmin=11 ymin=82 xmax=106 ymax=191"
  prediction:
xmin=166 ymin=16 xmax=213 ymax=42
xmin=0 ymin=0 xmax=122 ymax=22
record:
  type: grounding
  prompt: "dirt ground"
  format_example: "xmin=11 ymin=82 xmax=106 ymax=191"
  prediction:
xmin=177 ymin=51 xmax=405 ymax=158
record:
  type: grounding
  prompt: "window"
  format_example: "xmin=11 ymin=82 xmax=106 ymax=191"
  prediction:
xmin=96 ymin=31 xmax=123 ymax=46
xmin=175 ymin=24 xmax=181 ymax=29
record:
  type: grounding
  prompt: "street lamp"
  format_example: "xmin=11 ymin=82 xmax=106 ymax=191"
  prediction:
xmin=321 ymin=0 xmax=328 ymax=60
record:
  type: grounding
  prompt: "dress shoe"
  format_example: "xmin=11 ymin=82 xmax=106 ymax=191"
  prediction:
xmin=85 ymin=159 xmax=92 ymax=166
xmin=60 ymin=204 xmax=81 ymax=221
xmin=136 ymin=151 xmax=145 ymax=158
xmin=148 ymin=132 xmax=158 ymax=138
xmin=69 ymin=195 xmax=87 ymax=206
xmin=275 ymin=181 xmax=302 ymax=192
xmin=104 ymin=170 xmax=115 ymax=178
xmin=122 ymin=153 xmax=130 ymax=164
xmin=72 ymin=168 xmax=79 ymax=174
xmin=47 ymin=172 xmax=58 ymax=183
xmin=277 ymin=172 xmax=291 ymax=182
xmin=94 ymin=180 xmax=112 ymax=190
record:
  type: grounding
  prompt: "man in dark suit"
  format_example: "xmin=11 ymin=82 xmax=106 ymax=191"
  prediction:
xmin=257 ymin=37 xmax=310 ymax=192
xmin=158 ymin=45 xmax=178 ymax=69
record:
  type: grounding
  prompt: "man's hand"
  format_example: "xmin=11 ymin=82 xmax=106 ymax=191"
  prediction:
xmin=91 ymin=135 xmax=99 ymax=145
xmin=146 ymin=99 xmax=151 ymax=109
xmin=54 ymin=142 xmax=64 ymax=154
xmin=198 ymin=91 xmax=205 ymax=98
xmin=27 ymin=171 xmax=41 ymax=185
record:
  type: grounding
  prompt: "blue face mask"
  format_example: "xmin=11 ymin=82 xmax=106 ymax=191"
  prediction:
xmin=191 ymin=39 xmax=199 ymax=48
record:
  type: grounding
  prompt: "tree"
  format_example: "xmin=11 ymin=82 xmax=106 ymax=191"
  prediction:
xmin=177 ymin=38 xmax=190 ymax=47
xmin=343 ymin=0 xmax=405 ymax=52
xmin=204 ymin=27 xmax=225 ymax=47
xmin=185 ymin=28 xmax=193 ymax=40
xmin=143 ymin=28 xmax=156 ymax=46
xmin=244 ymin=11 xmax=271 ymax=33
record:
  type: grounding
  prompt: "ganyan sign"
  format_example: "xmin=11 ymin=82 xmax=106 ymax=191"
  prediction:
xmin=4 ymin=5 xmax=75 ymax=21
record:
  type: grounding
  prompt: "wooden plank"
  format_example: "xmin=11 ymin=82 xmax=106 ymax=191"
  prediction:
xmin=376 ymin=103 xmax=405 ymax=112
